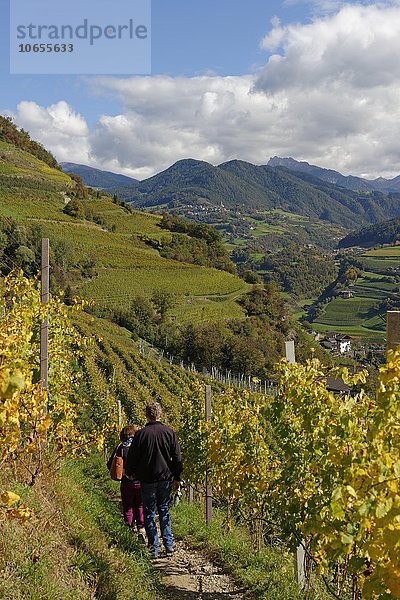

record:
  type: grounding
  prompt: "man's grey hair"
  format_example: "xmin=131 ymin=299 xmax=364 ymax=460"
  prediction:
xmin=146 ymin=401 xmax=162 ymax=421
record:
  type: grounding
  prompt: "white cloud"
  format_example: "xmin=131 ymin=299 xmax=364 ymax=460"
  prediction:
xmin=9 ymin=3 xmax=400 ymax=180
xmin=87 ymin=75 xmax=279 ymax=179
xmin=255 ymin=3 xmax=400 ymax=177
xmin=259 ymin=4 xmax=400 ymax=89
xmin=11 ymin=100 xmax=91 ymax=164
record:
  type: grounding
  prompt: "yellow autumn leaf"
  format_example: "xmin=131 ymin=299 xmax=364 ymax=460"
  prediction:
xmin=1 ymin=491 xmax=20 ymax=507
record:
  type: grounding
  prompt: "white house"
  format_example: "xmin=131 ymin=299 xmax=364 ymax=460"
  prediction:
xmin=337 ymin=336 xmax=352 ymax=354
xmin=322 ymin=333 xmax=352 ymax=354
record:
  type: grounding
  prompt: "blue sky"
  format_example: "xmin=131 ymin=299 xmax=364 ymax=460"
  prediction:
xmin=1 ymin=0 xmax=308 ymax=123
xmin=1 ymin=0 xmax=400 ymax=179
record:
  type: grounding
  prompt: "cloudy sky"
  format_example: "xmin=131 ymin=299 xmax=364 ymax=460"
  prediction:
xmin=2 ymin=0 xmax=400 ymax=179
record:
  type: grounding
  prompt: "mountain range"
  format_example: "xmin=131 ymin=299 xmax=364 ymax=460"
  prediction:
xmin=267 ymin=156 xmax=400 ymax=193
xmin=62 ymin=159 xmax=400 ymax=230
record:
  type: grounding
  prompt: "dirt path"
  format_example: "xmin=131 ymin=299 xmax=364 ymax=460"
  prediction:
xmin=154 ymin=540 xmax=248 ymax=599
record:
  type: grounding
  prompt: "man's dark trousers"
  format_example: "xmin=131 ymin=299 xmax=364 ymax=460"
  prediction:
xmin=141 ymin=480 xmax=173 ymax=556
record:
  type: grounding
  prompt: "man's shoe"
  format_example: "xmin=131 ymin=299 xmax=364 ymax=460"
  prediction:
xmin=137 ymin=528 xmax=146 ymax=543
xmin=148 ymin=545 xmax=158 ymax=559
xmin=165 ymin=546 xmax=175 ymax=556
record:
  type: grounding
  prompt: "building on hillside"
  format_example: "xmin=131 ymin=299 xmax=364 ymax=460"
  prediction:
xmin=337 ymin=335 xmax=352 ymax=354
xmin=325 ymin=376 xmax=351 ymax=396
xmin=320 ymin=333 xmax=352 ymax=355
xmin=321 ymin=340 xmax=333 ymax=351
xmin=339 ymin=290 xmax=354 ymax=299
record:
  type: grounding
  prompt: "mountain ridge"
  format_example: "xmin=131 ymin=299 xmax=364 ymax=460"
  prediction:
xmin=267 ymin=156 xmax=400 ymax=193
xmin=61 ymin=162 xmax=138 ymax=189
xmin=128 ymin=158 xmax=400 ymax=229
xmin=60 ymin=158 xmax=400 ymax=230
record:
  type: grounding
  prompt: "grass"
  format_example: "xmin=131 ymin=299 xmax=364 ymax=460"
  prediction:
xmin=79 ymin=198 xmax=163 ymax=235
xmin=34 ymin=213 xmax=250 ymax=319
xmin=362 ymin=257 xmax=400 ymax=272
xmin=270 ymin=209 xmax=310 ymax=221
xmin=312 ymin=322 xmax=385 ymax=339
xmin=0 ymin=187 xmax=70 ymax=220
xmin=170 ymin=294 xmax=245 ymax=323
xmin=82 ymin=264 xmax=248 ymax=304
xmin=361 ymin=247 xmax=400 ymax=274
xmin=172 ymin=501 xmax=329 ymax=600
xmin=243 ymin=216 xmax=285 ymax=236
xmin=315 ymin=297 xmax=376 ymax=326
xmin=363 ymin=245 xmax=400 ymax=257
xmin=0 ymin=454 xmax=164 ymax=599
xmin=59 ymin=456 xmax=163 ymax=599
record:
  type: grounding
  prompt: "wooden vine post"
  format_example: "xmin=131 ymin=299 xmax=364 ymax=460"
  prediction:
xmin=205 ymin=384 xmax=213 ymax=525
xmin=40 ymin=238 xmax=50 ymax=393
xmin=285 ymin=340 xmax=307 ymax=588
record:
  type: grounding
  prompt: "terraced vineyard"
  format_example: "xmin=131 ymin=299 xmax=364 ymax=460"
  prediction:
xmin=0 ymin=140 xmax=71 ymax=185
xmin=313 ymin=245 xmax=400 ymax=339
xmin=0 ymin=140 xmax=250 ymax=323
xmin=75 ymin=311 xmax=199 ymax=432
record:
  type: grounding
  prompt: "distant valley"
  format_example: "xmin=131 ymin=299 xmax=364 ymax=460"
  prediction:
xmin=56 ymin=156 xmax=400 ymax=343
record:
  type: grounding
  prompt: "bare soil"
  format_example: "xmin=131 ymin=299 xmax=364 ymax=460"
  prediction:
xmin=154 ymin=540 xmax=249 ymax=600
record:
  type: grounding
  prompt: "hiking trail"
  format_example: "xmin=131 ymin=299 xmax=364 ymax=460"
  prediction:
xmin=154 ymin=540 xmax=248 ymax=599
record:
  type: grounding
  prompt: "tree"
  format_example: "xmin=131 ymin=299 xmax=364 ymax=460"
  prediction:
xmin=151 ymin=289 xmax=174 ymax=321
xmin=343 ymin=265 xmax=359 ymax=284
xmin=243 ymin=269 xmax=263 ymax=284
xmin=63 ymin=199 xmax=85 ymax=220
xmin=240 ymin=282 xmax=286 ymax=322
xmin=14 ymin=245 xmax=36 ymax=275
xmin=130 ymin=296 xmax=155 ymax=333
xmin=70 ymin=175 xmax=88 ymax=199
xmin=79 ymin=255 xmax=98 ymax=279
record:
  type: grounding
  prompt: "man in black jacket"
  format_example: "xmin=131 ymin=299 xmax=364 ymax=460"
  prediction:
xmin=126 ymin=401 xmax=182 ymax=558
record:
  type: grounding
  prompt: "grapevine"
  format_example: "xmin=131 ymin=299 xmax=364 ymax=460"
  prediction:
xmin=181 ymin=352 xmax=400 ymax=598
xmin=0 ymin=272 xmax=102 ymax=487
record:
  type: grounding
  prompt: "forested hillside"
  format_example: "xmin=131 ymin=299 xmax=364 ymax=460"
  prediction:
xmin=73 ymin=157 xmax=400 ymax=229
xmin=0 ymin=115 xmax=60 ymax=169
xmin=339 ymin=216 xmax=400 ymax=248
xmin=268 ymin=156 xmax=375 ymax=190
xmin=268 ymin=156 xmax=400 ymax=193
xmin=261 ymin=243 xmax=338 ymax=298
xmin=0 ymin=136 xmax=249 ymax=325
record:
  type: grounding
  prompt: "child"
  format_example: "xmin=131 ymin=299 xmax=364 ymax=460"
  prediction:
xmin=108 ymin=425 xmax=145 ymax=537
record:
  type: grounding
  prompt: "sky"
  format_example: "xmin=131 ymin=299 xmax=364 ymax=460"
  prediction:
xmin=1 ymin=0 xmax=400 ymax=179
